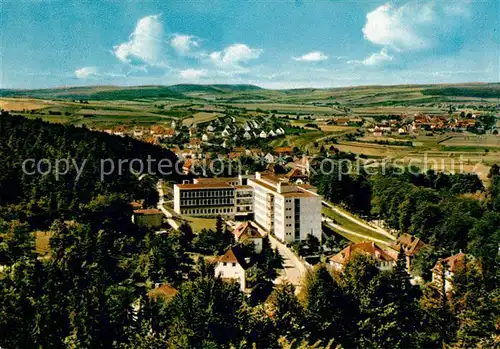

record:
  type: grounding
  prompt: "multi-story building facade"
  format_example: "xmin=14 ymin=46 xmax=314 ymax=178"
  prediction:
xmin=248 ymin=173 xmax=322 ymax=243
xmin=173 ymin=172 xmax=322 ymax=243
xmin=173 ymin=176 xmax=253 ymax=217
xmin=173 ymin=182 xmax=236 ymax=216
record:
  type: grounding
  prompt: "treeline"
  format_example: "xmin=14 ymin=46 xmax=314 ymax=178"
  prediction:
xmin=423 ymin=86 xmax=500 ymax=99
xmin=1 ymin=206 xmax=496 ymax=349
xmin=312 ymin=155 xmax=499 ymax=282
xmin=0 ymin=112 xmax=179 ymax=228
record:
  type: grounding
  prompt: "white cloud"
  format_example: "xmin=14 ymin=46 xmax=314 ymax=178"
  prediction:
xmin=170 ymin=34 xmax=200 ymax=55
xmin=362 ymin=3 xmax=433 ymax=51
xmin=113 ymin=14 xmax=166 ymax=66
xmin=209 ymin=43 xmax=262 ymax=69
xmin=74 ymin=66 xmax=98 ymax=79
xmin=179 ymin=69 xmax=208 ymax=80
xmin=362 ymin=1 xmax=473 ymax=52
xmin=293 ymin=51 xmax=328 ymax=62
xmin=348 ymin=48 xmax=393 ymax=66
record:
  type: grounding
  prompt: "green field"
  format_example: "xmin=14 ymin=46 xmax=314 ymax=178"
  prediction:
xmin=1 ymin=83 xmax=498 ymax=167
xmin=322 ymin=206 xmax=394 ymax=245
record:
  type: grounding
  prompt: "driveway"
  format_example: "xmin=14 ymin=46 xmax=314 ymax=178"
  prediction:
xmin=156 ymin=180 xmax=179 ymax=230
xmin=268 ymin=234 xmax=309 ymax=294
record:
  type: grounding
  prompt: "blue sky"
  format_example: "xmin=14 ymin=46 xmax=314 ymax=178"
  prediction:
xmin=1 ymin=0 xmax=498 ymax=89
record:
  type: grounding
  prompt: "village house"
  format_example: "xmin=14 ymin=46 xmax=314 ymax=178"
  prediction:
xmin=390 ymin=233 xmax=426 ymax=272
xmin=133 ymin=127 xmax=145 ymax=138
xmin=112 ymin=125 xmax=128 ymax=137
xmin=268 ymin=130 xmax=276 ymax=137
xmin=147 ymin=283 xmax=178 ymax=303
xmin=182 ymin=159 xmax=193 ymax=175
xmin=264 ymin=153 xmax=275 ymax=163
xmin=333 ymin=118 xmax=350 ymax=126
xmin=214 ymin=245 xmax=251 ymax=291
xmin=243 ymin=131 xmax=252 ymax=140
xmin=242 ymin=122 xmax=252 ymax=132
xmin=275 ymin=147 xmax=293 ymax=156
xmin=284 ymin=167 xmax=308 ymax=183
xmin=432 ymin=252 xmax=475 ymax=292
xmin=188 ymin=138 xmax=201 ymax=149
xmin=329 ymin=242 xmax=396 ymax=272
xmin=232 ymin=221 xmax=265 ymax=253
xmin=132 ymin=209 xmax=163 ymax=230
xmin=259 ymin=131 xmax=268 ymax=138
xmin=201 ymin=133 xmax=213 ymax=142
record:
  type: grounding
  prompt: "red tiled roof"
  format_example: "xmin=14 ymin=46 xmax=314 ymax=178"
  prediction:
xmin=433 ymin=252 xmax=467 ymax=273
xmin=275 ymin=147 xmax=293 ymax=154
xmin=183 ymin=159 xmax=193 ymax=169
xmin=393 ymin=233 xmax=426 ymax=256
xmin=147 ymin=284 xmax=178 ymax=301
xmin=129 ymin=201 xmax=143 ymax=209
xmin=285 ymin=168 xmax=307 ymax=179
xmin=330 ymin=242 xmax=395 ymax=265
xmin=218 ymin=246 xmax=250 ymax=269
xmin=232 ymin=221 xmax=264 ymax=240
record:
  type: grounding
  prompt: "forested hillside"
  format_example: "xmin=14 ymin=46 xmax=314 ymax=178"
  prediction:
xmin=0 ymin=111 xmax=179 ymax=228
xmin=0 ymin=112 xmax=498 ymax=348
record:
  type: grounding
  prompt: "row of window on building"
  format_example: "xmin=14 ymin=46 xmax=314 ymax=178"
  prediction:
xmin=180 ymin=190 xmax=234 ymax=198
xmin=181 ymin=198 xmax=234 ymax=206
xmin=181 ymin=207 xmax=234 ymax=215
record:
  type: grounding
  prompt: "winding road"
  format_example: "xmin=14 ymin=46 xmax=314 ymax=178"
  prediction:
xmin=156 ymin=180 xmax=179 ymax=230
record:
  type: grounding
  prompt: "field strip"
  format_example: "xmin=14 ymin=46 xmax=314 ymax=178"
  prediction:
xmin=322 ymin=218 xmax=392 ymax=246
xmin=322 ymin=200 xmax=396 ymax=241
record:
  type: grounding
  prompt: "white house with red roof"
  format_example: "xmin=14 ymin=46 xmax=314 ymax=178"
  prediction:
xmin=232 ymin=221 xmax=266 ymax=253
xmin=329 ymin=242 xmax=396 ymax=271
xmin=214 ymin=245 xmax=251 ymax=291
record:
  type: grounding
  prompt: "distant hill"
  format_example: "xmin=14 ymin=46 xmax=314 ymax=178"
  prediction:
xmin=1 ymin=82 xmax=498 ymax=101
xmin=168 ymin=84 xmax=263 ymax=94
xmin=0 ymin=84 xmax=264 ymax=100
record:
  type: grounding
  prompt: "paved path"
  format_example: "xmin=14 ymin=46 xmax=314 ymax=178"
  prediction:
xmin=321 ymin=200 xmax=395 ymax=241
xmin=268 ymin=235 xmax=309 ymax=294
xmin=156 ymin=180 xmax=179 ymax=230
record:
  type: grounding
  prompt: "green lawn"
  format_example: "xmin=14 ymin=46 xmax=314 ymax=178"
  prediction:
xmin=184 ymin=216 xmax=218 ymax=232
xmin=322 ymin=206 xmax=393 ymax=244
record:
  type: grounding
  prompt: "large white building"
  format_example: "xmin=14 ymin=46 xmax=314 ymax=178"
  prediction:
xmin=173 ymin=172 xmax=322 ymax=243
xmin=248 ymin=173 xmax=322 ymax=243
xmin=173 ymin=176 xmax=253 ymax=218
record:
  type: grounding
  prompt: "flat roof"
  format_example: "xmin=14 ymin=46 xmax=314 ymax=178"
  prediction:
xmin=235 ymin=185 xmax=253 ymax=190
xmin=176 ymin=183 xmax=235 ymax=189
xmin=281 ymin=191 xmax=317 ymax=198
xmin=249 ymin=178 xmax=277 ymax=192
xmin=250 ymin=178 xmax=317 ymax=198
xmin=133 ymin=209 xmax=163 ymax=215
xmin=194 ymin=177 xmax=239 ymax=183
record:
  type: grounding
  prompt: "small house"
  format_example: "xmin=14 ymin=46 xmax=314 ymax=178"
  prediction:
xmin=133 ymin=209 xmax=163 ymax=230
xmin=214 ymin=246 xmax=251 ymax=291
